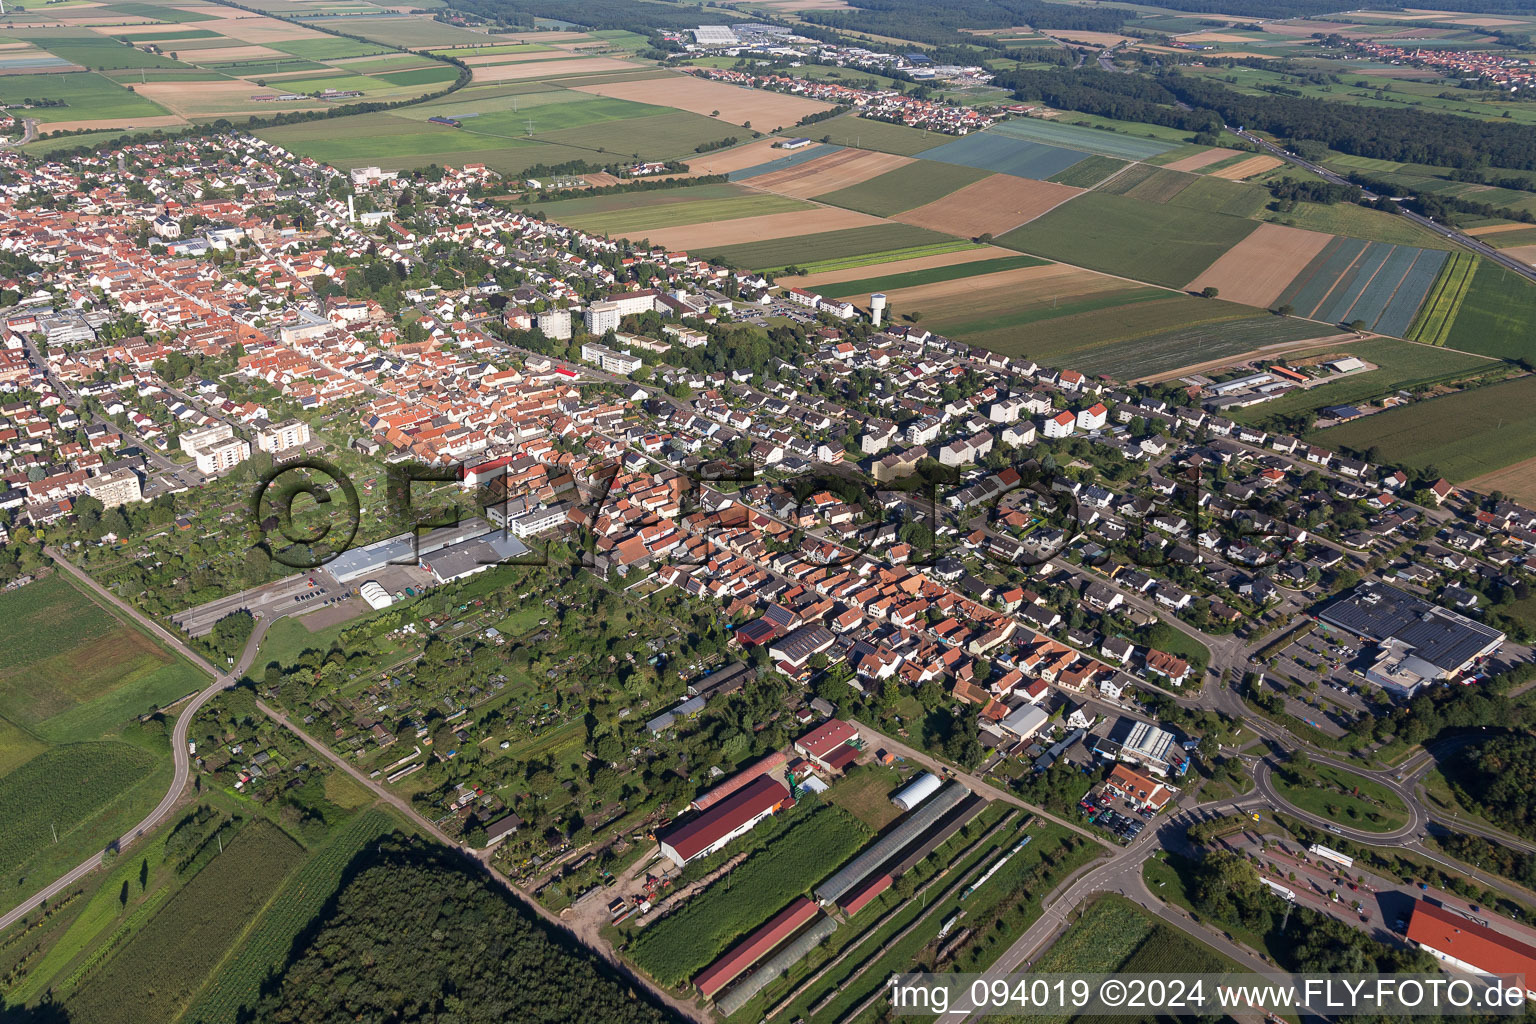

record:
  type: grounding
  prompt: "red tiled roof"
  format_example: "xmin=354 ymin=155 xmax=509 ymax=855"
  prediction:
xmin=1407 ymin=900 xmax=1536 ymax=978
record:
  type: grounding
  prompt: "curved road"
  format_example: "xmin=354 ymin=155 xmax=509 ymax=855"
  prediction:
xmin=0 ymin=550 xmax=268 ymax=934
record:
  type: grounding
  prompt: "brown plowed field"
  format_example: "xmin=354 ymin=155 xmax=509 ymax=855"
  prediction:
xmin=863 ymin=262 xmax=1139 ymax=319
xmin=573 ymin=75 xmax=834 ymax=129
xmin=1465 ymin=223 xmax=1533 ymax=236
xmin=893 ymin=174 xmax=1082 ymax=237
xmin=778 ymin=244 xmax=1020 ymax=290
xmin=749 ymin=148 xmax=913 ymax=197
xmin=685 ymin=138 xmax=785 ymax=175
xmin=1210 ymin=155 xmax=1283 ymax=180
xmin=1466 ymin=455 xmax=1536 ymax=507
xmin=1500 ymin=244 xmax=1536 ymax=266
xmin=631 ymin=207 xmax=883 ymax=249
xmin=1161 ymin=147 xmax=1239 ymax=172
xmin=1186 ymin=221 xmax=1334 ymax=308
xmin=475 ymin=57 xmax=639 ymax=82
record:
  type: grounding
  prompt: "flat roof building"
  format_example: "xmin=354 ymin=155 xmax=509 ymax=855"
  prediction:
xmin=1321 ymin=582 xmax=1504 ymax=688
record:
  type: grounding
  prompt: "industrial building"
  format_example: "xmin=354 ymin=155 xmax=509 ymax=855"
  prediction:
xmin=657 ymin=775 xmax=790 ymax=866
xmin=1320 ymin=582 xmax=1504 ymax=693
xmin=419 ymin=532 xmax=533 ymax=584
xmin=324 ymin=521 xmax=500 ymax=583
xmin=816 ymin=781 xmax=972 ymax=906
xmin=1094 ymin=717 xmax=1188 ymax=776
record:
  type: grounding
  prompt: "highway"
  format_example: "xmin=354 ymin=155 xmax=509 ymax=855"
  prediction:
xmin=1227 ymin=126 xmax=1536 ymax=286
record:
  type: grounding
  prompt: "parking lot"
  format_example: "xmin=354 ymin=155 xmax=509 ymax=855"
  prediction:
xmin=1078 ymin=790 xmax=1151 ymax=844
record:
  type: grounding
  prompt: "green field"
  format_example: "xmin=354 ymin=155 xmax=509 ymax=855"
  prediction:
xmin=1312 ymin=375 xmax=1536 ymax=481
xmin=535 ymin=193 xmax=810 ymax=235
xmin=813 ymin=158 xmax=990 ymax=216
xmin=819 ymin=254 xmax=1050 ymax=297
xmin=1046 ymin=154 xmax=1129 ymax=188
xmin=0 ymin=742 xmax=158 ymax=878
xmin=1440 ymin=260 xmax=1536 ymax=360
xmin=27 ymin=34 xmax=186 ymax=69
xmin=815 ymin=113 xmax=954 ymax=156
xmin=998 ymin=192 xmax=1260 ymax=289
xmin=0 ymin=71 xmax=170 ymax=122
xmin=269 ymin=37 xmax=393 ymax=60
xmin=308 ymin=15 xmax=497 ymax=47
xmin=953 ymin=295 xmax=1331 ymax=379
xmin=1271 ymin=762 xmax=1409 ymax=833
xmin=1406 ymin=252 xmax=1478 ymax=345
xmin=518 ymin=181 xmax=745 ymax=216
xmin=699 ymin=223 xmax=954 ymax=271
xmin=1262 ymin=201 xmax=1456 ymax=250
xmin=1233 ymin=338 xmax=1495 ymax=423
xmin=988 ymin=117 xmax=1175 ymax=160
xmin=766 ymin=239 xmax=984 ymax=275
xmin=1166 ymin=174 xmax=1271 ymax=218
xmin=1482 ymin=226 xmax=1536 ymax=249
xmin=375 ymin=65 xmax=460 ymax=87
xmin=186 ymin=808 xmax=398 ymax=1024
xmin=0 ymin=573 xmax=207 ymax=742
xmin=64 ymin=821 xmax=306 ymax=1024
xmin=626 ymin=806 xmax=869 ymax=988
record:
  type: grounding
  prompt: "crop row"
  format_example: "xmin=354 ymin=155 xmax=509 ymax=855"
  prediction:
xmin=626 ymin=806 xmax=869 ymax=988
xmin=184 ymin=808 xmax=397 ymax=1024
xmin=1407 ymin=251 xmax=1476 ymax=346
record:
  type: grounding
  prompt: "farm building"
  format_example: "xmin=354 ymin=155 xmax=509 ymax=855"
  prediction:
xmin=694 ymin=897 xmax=818 ymax=999
xmin=657 ymin=775 xmax=790 ymax=866
xmin=794 ymin=719 xmax=861 ymax=772
xmin=816 ymin=781 xmax=972 ymax=905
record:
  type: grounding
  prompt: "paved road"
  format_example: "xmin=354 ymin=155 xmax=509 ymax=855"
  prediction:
xmin=0 ymin=551 xmax=264 ymax=934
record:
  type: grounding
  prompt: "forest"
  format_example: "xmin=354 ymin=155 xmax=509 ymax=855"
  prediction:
xmin=255 ymin=837 xmax=678 ymax=1024
xmin=1159 ymin=74 xmax=1536 ymax=171
xmin=1442 ymin=733 xmax=1536 ymax=841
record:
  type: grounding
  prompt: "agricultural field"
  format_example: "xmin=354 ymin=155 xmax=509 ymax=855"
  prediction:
xmin=0 ymin=72 xmax=171 ymax=124
xmin=1188 ymin=222 xmax=1336 ymax=309
xmin=744 ymin=148 xmax=915 ymax=200
xmin=1261 ymin=201 xmax=1456 ymax=250
xmin=1045 ymin=154 xmax=1128 ymax=188
xmin=917 ymin=131 xmax=1090 ymax=181
xmin=624 ymin=805 xmax=869 ymax=988
xmin=64 ymin=820 xmax=306 ymax=1024
xmin=811 ymin=158 xmax=988 ymax=217
xmin=692 ymin=223 xmax=954 ymax=271
xmin=893 ymin=174 xmax=1083 ymax=238
xmin=1165 ymin=174 xmax=1271 ymax=218
xmin=524 ymin=192 xmax=814 ymax=236
xmin=1439 ymin=260 xmax=1536 ymax=360
xmin=726 ymin=143 xmax=843 ymax=182
xmin=1312 ymin=376 xmax=1536 ymax=482
xmin=0 ymin=573 xmax=206 ymax=743
xmin=1231 ymin=338 xmax=1497 ymax=424
xmin=806 ymin=253 xmax=1050 ymax=297
xmin=0 ymin=742 xmax=158 ymax=881
xmin=632 ymin=206 xmax=884 ymax=252
xmin=986 ymin=117 xmax=1176 ymax=161
xmin=1406 ymin=252 xmax=1478 ymax=345
xmin=1160 ymin=146 xmax=1241 ymax=171
xmin=571 ymin=73 xmax=834 ymax=130
xmin=1272 ymin=237 xmax=1450 ymax=337
xmin=185 ymin=808 xmax=399 ymax=1024
xmin=1097 ymin=164 xmax=1196 ymax=204
xmin=772 ymin=239 xmax=990 ymax=280
xmin=814 ymin=113 xmax=955 ymax=156
xmin=997 ymin=192 xmax=1260 ymax=289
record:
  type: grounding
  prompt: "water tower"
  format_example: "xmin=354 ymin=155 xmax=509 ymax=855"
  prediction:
xmin=870 ymin=292 xmax=887 ymax=328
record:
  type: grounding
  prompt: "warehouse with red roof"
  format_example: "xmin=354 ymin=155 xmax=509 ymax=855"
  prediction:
xmin=657 ymin=775 xmax=789 ymax=867
xmin=1406 ymin=900 xmax=1536 ymax=996
xmin=693 ymin=897 xmax=819 ymax=998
